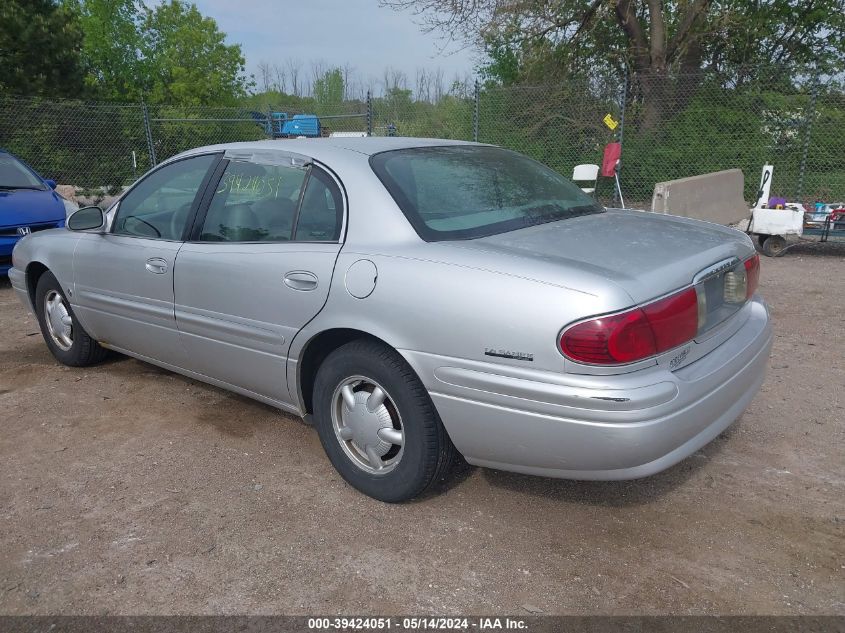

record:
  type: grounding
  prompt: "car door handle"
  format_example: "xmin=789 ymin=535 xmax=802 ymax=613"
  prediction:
xmin=284 ymin=271 xmax=318 ymax=291
xmin=145 ymin=257 xmax=168 ymax=274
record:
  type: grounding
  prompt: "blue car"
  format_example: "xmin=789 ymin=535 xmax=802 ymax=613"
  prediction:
xmin=0 ymin=150 xmax=72 ymax=275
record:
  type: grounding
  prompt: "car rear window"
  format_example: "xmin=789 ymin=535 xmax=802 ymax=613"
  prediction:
xmin=370 ymin=145 xmax=603 ymax=241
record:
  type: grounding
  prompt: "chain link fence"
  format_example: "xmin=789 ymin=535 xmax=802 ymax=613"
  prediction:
xmin=476 ymin=74 xmax=624 ymax=205
xmin=2 ymin=69 xmax=843 ymax=209
xmin=0 ymin=97 xmax=370 ymax=192
xmin=0 ymin=96 xmax=148 ymax=193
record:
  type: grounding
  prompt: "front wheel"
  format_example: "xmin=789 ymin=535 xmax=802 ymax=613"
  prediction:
xmin=312 ymin=339 xmax=458 ymax=502
xmin=35 ymin=271 xmax=108 ymax=366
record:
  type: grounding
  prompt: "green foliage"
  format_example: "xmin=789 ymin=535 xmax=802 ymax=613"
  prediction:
xmin=473 ymin=0 xmax=845 ymax=88
xmin=313 ymin=68 xmax=344 ymax=107
xmin=0 ymin=96 xmax=149 ymax=187
xmin=805 ymin=93 xmax=845 ymax=202
xmin=142 ymin=1 xmax=251 ymax=105
xmin=372 ymin=93 xmax=473 ymax=140
xmin=147 ymin=105 xmax=266 ymax=166
xmin=469 ymin=0 xmax=845 ymax=135
xmin=479 ymin=36 xmax=522 ymax=87
xmin=73 ymin=0 xmax=144 ymax=100
xmin=68 ymin=0 xmax=251 ymax=104
xmin=0 ymin=0 xmax=86 ymax=98
xmin=476 ymin=81 xmax=619 ymax=190
xmin=241 ymin=92 xmax=319 ymax=112
xmin=710 ymin=0 xmax=845 ymax=79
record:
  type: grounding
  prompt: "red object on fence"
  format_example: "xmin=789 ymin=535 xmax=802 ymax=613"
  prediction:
xmin=602 ymin=142 xmax=621 ymax=177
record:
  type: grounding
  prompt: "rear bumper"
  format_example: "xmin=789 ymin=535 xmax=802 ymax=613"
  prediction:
xmin=403 ymin=297 xmax=772 ymax=480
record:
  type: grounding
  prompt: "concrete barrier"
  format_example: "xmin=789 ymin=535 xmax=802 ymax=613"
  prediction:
xmin=651 ymin=169 xmax=748 ymax=225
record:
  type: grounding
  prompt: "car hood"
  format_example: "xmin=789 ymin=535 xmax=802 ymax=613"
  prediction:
xmin=0 ymin=188 xmax=67 ymax=228
xmin=439 ymin=208 xmax=755 ymax=305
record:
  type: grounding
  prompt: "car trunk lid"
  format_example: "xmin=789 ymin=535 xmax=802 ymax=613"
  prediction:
xmin=453 ymin=209 xmax=756 ymax=305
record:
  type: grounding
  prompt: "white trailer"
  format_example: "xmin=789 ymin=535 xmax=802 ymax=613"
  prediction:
xmin=746 ymin=165 xmax=845 ymax=256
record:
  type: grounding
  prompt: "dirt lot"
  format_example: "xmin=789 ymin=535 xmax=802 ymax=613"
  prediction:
xmin=0 ymin=242 xmax=843 ymax=616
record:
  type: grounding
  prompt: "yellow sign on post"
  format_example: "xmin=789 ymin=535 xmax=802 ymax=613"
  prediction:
xmin=603 ymin=113 xmax=619 ymax=130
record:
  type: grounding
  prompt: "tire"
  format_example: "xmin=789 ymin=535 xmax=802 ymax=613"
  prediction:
xmin=761 ymin=234 xmax=787 ymax=257
xmin=757 ymin=234 xmax=769 ymax=249
xmin=35 ymin=271 xmax=108 ymax=367
xmin=312 ymin=339 xmax=458 ymax=502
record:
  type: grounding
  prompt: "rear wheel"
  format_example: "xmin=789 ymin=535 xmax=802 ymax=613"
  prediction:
xmin=761 ymin=234 xmax=787 ymax=257
xmin=35 ymin=271 xmax=108 ymax=366
xmin=312 ymin=339 xmax=457 ymax=502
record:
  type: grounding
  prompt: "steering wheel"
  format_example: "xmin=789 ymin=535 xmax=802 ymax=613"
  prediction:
xmin=124 ymin=216 xmax=161 ymax=238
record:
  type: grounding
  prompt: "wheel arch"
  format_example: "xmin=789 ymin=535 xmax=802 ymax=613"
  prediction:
xmin=296 ymin=327 xmax=398 ymax=415
xmin=25 ymin=261 xmax=50 ymax=310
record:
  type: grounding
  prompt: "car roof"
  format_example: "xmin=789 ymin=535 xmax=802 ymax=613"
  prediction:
xmin=173 ymin=136 xmax=482 ymax=164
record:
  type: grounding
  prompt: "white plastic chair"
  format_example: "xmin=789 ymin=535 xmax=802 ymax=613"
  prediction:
xmin=572 ymin=164 xmax=599 ymax=195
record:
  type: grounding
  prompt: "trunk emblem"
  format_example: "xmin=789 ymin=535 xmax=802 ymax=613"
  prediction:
xmin=485 ymin=348 xmax=534 ymax=362
xmin=669 ymin=346 xmax=691 ymax=369
xmin=17 ymin=226 xmax=31 ymax=236
xmin=693 ymin=257 xmax=740 ymax=284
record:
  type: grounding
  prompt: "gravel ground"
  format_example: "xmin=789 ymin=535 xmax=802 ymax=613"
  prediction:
xmin=0 ymin=241 xmax=843 ymax=616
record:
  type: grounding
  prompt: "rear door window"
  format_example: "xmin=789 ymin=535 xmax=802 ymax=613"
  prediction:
xmin=200 ymin=160 xmax=307 ymax=242
xmin=294 ymin=169 xmax=342 ymax=241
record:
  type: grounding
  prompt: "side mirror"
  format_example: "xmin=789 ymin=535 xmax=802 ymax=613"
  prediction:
xmin=67 ymin=206 xmax=105 ymax=232
xmin=45 ymin=179 xmax=57 ymax=189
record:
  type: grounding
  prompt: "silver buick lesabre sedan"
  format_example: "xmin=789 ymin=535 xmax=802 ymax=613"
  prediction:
xmin=9 ymin=138 xmax=772 ymax=502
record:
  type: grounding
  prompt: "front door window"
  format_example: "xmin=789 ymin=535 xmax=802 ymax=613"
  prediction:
xmin=113 ymin=154 xmax=217 ymax=240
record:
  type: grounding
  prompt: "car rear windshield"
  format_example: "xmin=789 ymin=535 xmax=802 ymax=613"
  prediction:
xmin=370 ymin=145 xmax=603 ymax=241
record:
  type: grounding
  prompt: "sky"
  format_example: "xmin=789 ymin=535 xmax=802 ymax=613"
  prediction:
xmin=190 ymin=0 xmax=480 ymax=96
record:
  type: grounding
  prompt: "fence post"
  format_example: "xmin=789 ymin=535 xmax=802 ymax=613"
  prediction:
xmin=613 ymin=67 xmax=628 ymax=207
xmin=366 ymin=90 xmax=373 ymax=136
xmin=618 ymin=67 xmax=628 ymax=159
xmin=473 ymin=80 xmax=480 ymax=142
xmin=796 ymin=71 xmax=819 ymax=202
xmin=142 ymin=101 xmax=157 ymax=167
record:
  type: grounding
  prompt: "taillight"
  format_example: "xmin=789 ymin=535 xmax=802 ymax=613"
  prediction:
xmin=744 ymin=254 xmax=760 ymax=299
xmin=560 ymin=310 xmax=656 ymax=364
xmin=560 ymin=288 xmax=699 ymax=365
xmin=642 ymin=287 xmax=699 ymax=351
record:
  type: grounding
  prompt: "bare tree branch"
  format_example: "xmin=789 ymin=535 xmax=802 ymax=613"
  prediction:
xmin=614 ymin=0 xmax=650 ymax=70
xmin=665 ymin=0 xmax=711 ymax=62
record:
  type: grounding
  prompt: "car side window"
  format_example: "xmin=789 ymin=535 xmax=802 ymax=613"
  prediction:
xmin=294 ymin=169 xmax=342 ymax=241
xmin=113 ymin=154 xmax=216 ymax=240
xmin=199 ymin=160 xmax=307 ymax=242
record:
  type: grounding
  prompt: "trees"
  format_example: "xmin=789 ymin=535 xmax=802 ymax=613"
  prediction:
xmin=142 ymin=0 xmax=251 ymax=105
xmin=0 ymin=0 xmax=86 ymax=98
xmin=314 ymin=68 xmax=344 ymax=107
xmin=70 ymin=0 xmax=250 ymax=104
xmin=382 ymin=0 xmax=845 ymax=127
xmin=74 ymin=0 xmax=144 ymax=101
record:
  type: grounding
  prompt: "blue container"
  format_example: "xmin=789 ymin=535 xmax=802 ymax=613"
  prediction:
xmin=281 ymin=114 xmax=320 ymax=137
xmin=270 ymin=112 xmax=288 ymax=136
